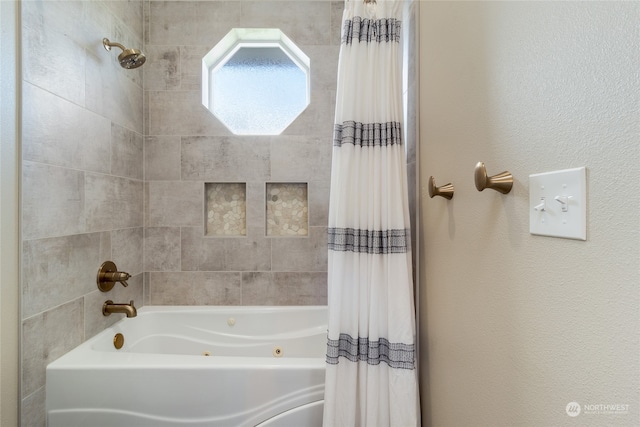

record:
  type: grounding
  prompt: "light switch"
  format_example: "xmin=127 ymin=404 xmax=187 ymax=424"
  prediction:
xmin=529 ymin=167 xmax=586 ymax=240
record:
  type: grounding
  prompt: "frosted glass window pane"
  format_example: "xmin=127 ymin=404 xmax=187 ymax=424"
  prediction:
xmin=212 ymin=47 xmax=307 ymax=135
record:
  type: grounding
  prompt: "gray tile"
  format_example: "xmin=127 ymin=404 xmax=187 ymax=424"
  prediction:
xmin=179 ymin=46 xmax=210 ymax=90
xmin=22 ymin=83 xmax=111 ymax=174
xmin=179 ymin=74 xmax=201 ymax=92
xmin=103 ymin=0 xmax=144 ymax=38
xmin=193 ymin=2 xmax=242 ymax=45
xmin=85 ymin=56 xmax=144 ymax=134
xmin=181 ymin=136 xmax=271 ymax=181
xmin=27 ymin=0 xmax=114 ymax=68
xmin=23 ymin=24 xmax=86 ymax=106
xmin=111 ymin=122 xmax=143 ymax=180
xmin=85 ymin=174 xmax=144 ymax=231
xmin=224 ymin=229 xmax=272 ymax=271
xmin=144 ymin=136 xmax=181 ymax=180
xmin=148 ymin=1 xmax=242 ymax=46
xmin=272 ymin=272 xmax=327 ymax=305
xmin=281 ymin=89 xmax=335 ymax=136
xmin=143 ymin=0 xmax=150 ymax=44
xmin=22 ymin=162 xmax=86 ymax=240
xmin=21 ymin=386 xmax=45 ymax=427
xmin=405 ymin=80 xmax=418 ymax=164
xmin=148 ymin=90 xmax=229 ymax=136
xmin=145 ymin=227 xmax=181 ymax=271
xmin=406 ymin=5 xmax=417 ymax=80
xmin=246 ymin=182 xmax=267 ymax=231
xmin=149 ymin=272 xmax=241 ymax=305
xmin=81 ymin=2 xmax=116 ymax=61
xmin=331 ymin=1 xmax=344 ymax=46
xmin=308 ymin=180 xmax=330 ymax=227
xmin=147 ymin=1 xmax=197 ymax=45
xmin=22 ymin=232 xmax=109 ymax=319
xmin=240 ymin=2 xmax=331 ymax=46
xmin=407 ymin=161 xmax=417 ymax=257
xmin=181 ymin=226 xmax=225 ymax=271
xmin=303 ymin=45 xmax=340 ymax=92
xmin=100 ymin=230 xmax=113 ymax=262
xmin=271 ymin=226 xmax=328 ymax=272
xmin=22 ymin=298 xmax=84 ymax=398
xmin=22 ymin=0 xmax=87 ymax=47
xmin=111 ymin=227 xmax=144 ymax=276
xmin=145 ymin=181 xmax=203 ymax=227
xmin=241 ymin=272 xmax=273 ymax=305
xmin=143 ymin=272 xmax=150 ymax=305
xmin=143 ymin=89 xmax=150 ymax=136
xmin=143 ymin=45 xmax=181 ymax=90
xmin=407 ymin=161 xmax=417 ymax=222
xmin=270 ymin=136 xmax=332 ymax=182
xmin=241 ymin=272 xmax=327 ymax=305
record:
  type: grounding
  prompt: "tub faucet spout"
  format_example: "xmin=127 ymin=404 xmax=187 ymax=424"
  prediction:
xmin=102 ymin=300 xmax=137 ymax=318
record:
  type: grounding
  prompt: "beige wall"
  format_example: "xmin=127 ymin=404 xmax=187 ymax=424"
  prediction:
xmin=418 ymin=2 xmax=639 ymax=426
xmin=1 ymin=1 xmax=20 ymax=425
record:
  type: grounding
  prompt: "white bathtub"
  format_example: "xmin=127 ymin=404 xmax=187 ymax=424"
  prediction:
xmin=46 ymin=305 xmax=327 ymax=427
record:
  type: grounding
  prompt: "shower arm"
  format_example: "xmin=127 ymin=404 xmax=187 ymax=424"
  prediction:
xmin=103 ymin=38 xmax=126 ymax=52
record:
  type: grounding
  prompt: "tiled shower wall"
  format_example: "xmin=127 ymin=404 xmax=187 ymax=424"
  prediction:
xmin=143 ymin=0 xmax=417 ymax=305
xmin=142 ymin=1 xmax=342 ymax=305
xmin=20 ymin=1 xmax=144 ymax=424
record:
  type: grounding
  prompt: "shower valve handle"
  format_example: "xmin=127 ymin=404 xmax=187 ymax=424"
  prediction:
xmin=97 ymin=261 xmax=131 ymax=292
xmin=103 ymin=271 xmax=130 ymax=287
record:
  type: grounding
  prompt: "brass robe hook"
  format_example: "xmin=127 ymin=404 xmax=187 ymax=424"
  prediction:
xmin=474 ymin=162 xmax=513 ymax=194
xmin=428 ymin=176 xmax=454 ymax=200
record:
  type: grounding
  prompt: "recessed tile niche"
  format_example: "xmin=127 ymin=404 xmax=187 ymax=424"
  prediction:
xmin=266 ymin=183 xmax=308 ymax=236
xmin=205 ymin=183 xmax=246 ymax=236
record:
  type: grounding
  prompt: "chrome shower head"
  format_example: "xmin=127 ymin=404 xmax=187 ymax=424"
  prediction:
xmin=103 ymin=38 xmax=146 ymax=69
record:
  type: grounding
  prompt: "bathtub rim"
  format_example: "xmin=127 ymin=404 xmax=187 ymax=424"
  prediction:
xmin=47 ymin=305 xmax=328 ymax=369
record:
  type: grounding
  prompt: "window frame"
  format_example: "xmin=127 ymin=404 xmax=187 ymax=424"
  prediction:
xmin=202 ymin=28 xmax=311 ymax=135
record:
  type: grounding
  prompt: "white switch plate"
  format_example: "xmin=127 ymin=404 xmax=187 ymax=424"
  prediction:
xmin=529 ymin=167 xmax=587 ymax=240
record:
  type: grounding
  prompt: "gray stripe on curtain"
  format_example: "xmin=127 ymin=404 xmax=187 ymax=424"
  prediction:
xmin=328 ymin=227 xmax=409 ymax=254
xmin=326 ymin=334 xmax=415 ymax=370
xmin=333 ymin=121 xmax=402 ymax=148
xmin=342 ymin=17 xmax=402 ymax=44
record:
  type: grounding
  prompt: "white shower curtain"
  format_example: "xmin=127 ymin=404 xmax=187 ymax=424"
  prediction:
xmin=324 ymin=1 xmax=418 ymax=426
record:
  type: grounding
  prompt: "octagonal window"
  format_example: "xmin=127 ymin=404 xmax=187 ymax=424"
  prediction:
xmin=202 ymin=29 xmax=310 ymax=135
